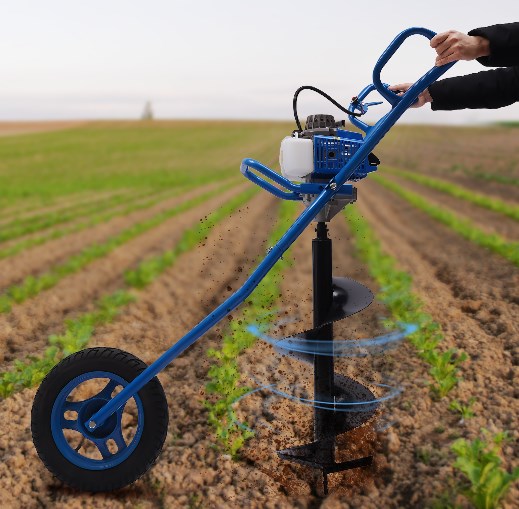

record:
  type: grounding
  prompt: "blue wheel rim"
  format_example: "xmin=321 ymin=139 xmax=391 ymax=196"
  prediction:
xmin=51 ymin=371 xmax=144 ymax=471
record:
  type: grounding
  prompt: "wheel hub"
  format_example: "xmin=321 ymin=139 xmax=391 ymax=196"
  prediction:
xmin=77 ymin=398 xmax=118 ymax=439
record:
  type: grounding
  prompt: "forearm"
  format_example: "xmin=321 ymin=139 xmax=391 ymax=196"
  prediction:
xmin=429 ymin=67 xmax=519 ymax=110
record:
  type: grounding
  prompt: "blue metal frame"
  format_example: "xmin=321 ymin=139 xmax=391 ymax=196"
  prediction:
xmin=87 ymin=27 xmax=456 ymax=430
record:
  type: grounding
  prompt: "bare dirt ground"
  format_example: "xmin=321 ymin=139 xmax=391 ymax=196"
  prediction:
xmin=0 ymin=183 xmax=220 ymax=290
xmin=0 ymin=121 xmax=86 ymax=137
xmin=0 ymin=183 xmax=246 ymax=366
xmin=0 ymin=172 xmax=517 ymax=508
xmin=350 ymin=179 xmax=519 ymax=508
xmin=380 ymin=125 xmax=519 ymax=203
xmin=0 ymin=191 xmax=283 ymax=509
xmin=380 ymin=173 xmax=519 ymax=242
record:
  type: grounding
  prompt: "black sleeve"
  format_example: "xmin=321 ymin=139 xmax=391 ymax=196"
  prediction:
xmin=468 ymin=22 xmax=519 ymax=67
xmin=429 ymin=66 xmax=519 ymax=110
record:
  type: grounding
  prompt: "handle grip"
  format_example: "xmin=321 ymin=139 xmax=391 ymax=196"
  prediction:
xmin=373 ymin=27 xmax=456 ymax=109
xmin=240 ymin=158 xmax=301 ymax=201
xmin=373 ymin=27 xmax=437 ymax=106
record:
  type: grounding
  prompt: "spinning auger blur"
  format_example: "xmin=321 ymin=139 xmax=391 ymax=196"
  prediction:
xmin=30 ymin=28 xmax=456 ymax=494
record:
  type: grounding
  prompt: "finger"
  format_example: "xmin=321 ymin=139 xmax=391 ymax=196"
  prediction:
xmin=389 ymin=83 xmax=411 ymax=92
xmin=435 ymin=38 xmax=456 ymax=57
xmin=430 ymin=32 xmax=450 ymax=48
xmin=435 ymin=51 xmax=457 ymax=66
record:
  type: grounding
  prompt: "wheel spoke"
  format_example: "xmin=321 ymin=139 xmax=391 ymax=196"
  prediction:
xmin=92 ymin=438 xmax=112 ymax=459
xmin=63 ymin=399 xmax=85 ymax=412
xmin=110 ymin=427 xmax=127 ymax=452
xmin=61 ymin=418 xmax=79 ymax=431
xmin=95 ymin=379 xmax=120 ymax=400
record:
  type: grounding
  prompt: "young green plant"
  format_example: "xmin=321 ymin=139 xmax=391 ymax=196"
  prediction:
xmin=345 ymin=206 xmax=466 ymax=398
xmin=204 ymin=199 xmax=297 ymax=457
xmin=451 ymin=430 xmax=519 ymax=509
xmin=372 ymin=174 xmax=519 ymax=267
xmin=0 ymin=188 xmax=258 ymax=397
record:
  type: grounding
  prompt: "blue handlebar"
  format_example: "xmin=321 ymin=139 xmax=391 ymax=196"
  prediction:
xmin=349 ymin=27 xmax=456 ymax=134
xmin=240 ymin=158 xmax=301 ymax=200
xmin=241 ymin=158 xmax=356 ymax=199
xmin=373 ymin=27 xmax=437 ymax=106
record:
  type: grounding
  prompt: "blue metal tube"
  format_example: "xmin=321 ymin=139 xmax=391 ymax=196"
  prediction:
xmin=87 ymin=27 xmax=456 ymax=429
xmin=87 ymin=186 xmax=335 ymax=428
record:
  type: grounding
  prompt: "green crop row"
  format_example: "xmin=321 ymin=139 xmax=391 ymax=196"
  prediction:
xmin=437 ymin=431 xmax=519 ymax=509
xmin=346 ymin=206 xmax=519 ymax=507
xmin=0 ymin=182 xmax=239 ymax=313
xmin=345 ymin=206 xmax=466 ymax=399
xmin=0 ymin=187 xmax=258 ymax=397
xmin=469 ymin=171 xmax=519 ymax=187
xmin=0 ymin=121 xmax=289 ymax=202
xmin=385 ymin=167 xmax=519 ymax=222
xmin=372 ymin=174 xmax=519 ymax=267
xmin=0 ymin=291 xmax=135 ymax=397
xmin=459 ymin=433 xmax=519 ymax=509
xmin=0 ymin=188 xmax=176 ymax=260
xmin=125 ymin=185 xmax=257 ymax=288
xmin=204 ymin=199 xmax=297 ymax=457
xmin=0 ymin=188 xmax=151 ymax=243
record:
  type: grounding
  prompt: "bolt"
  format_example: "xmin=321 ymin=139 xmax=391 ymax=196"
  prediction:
xmin=88 ymin=420 xmax=96 ymax=430
xmin=330 ymin=182 xmax=337 ymax=190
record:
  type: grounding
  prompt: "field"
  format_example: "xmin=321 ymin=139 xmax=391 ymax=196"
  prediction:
xmin=0 ymin=120 xmax=517 ymax=509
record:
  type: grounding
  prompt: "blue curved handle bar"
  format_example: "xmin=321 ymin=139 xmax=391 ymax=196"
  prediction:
xmin=241 ymin=158 xmax=355 ymax=200
xmin=373 ymin=27 xmax=437 ymax=106
xmin=240 ymin=158 xmax=301 ymax=200
xmin=350 ymin=27 xmax=456 ymax=134
xmin=86 ymin=27 xmax=456 ymax=430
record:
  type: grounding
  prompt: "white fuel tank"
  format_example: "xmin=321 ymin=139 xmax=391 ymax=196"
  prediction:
xmin=279 ymin=136 xmax=313 ymax=182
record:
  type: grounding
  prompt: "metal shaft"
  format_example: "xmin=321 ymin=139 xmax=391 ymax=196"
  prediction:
xmin=312 ymin=222 xmax=335 ymax=467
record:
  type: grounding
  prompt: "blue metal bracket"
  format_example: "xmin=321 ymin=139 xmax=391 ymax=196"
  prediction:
xmin=240 ymin=158 xmax=354 ymax=200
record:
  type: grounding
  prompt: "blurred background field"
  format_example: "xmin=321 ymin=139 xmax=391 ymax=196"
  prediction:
xmin=0 ymin=120 xmax=516 ymax=204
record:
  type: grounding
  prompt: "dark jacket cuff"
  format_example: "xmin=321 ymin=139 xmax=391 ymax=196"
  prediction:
xmin=468 ymin=23 xmax=519 ymax=67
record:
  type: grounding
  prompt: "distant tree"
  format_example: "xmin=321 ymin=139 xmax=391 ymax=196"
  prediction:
xmin=141 ymin=101 xmax=154 ymax=120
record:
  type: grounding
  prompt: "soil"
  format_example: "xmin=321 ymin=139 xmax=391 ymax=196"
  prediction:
xmin=379 ymin=124 xmax=519 ymax=204
xmin=0 ymin=183 xmax=220 ymax=290
xmin=0 ymin=121 xmax=86 ymax=137
xmin=0 ymin=175 xmax=517 ymax=508
xmin=0 ymin=190 xmax=281 ymax=508
xmin=0 ymin=182 xmax=246 ymax=366
xmin=348 ymin=178 xmax=519 ymax=508
xmin=380 ymin=172 xmax=519 ymax=242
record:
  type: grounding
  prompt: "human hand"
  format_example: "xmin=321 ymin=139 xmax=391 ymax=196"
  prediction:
xmin=388 ymin=83 xmax=432 ymax=108
xmin=430 ymin=30 xmax=490 ymax=66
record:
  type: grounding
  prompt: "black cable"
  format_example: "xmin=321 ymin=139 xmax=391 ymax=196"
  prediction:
xmin=293 ymin=85 xmax=362 ymax=132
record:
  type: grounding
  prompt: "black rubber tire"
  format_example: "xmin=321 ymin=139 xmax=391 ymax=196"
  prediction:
xmin=31 ymin=347 xmax=169 ymax=492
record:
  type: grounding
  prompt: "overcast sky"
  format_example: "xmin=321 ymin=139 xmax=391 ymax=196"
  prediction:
xmin=1 ymin=0 xmax=517 ymax=124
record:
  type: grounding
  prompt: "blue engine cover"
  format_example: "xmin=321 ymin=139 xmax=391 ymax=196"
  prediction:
xmin=312 ymin=129 xmax=377 ymax=181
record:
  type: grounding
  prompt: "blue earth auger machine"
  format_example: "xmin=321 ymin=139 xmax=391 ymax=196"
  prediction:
xmin=31 ymin=28 xmax=455 ymax=494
